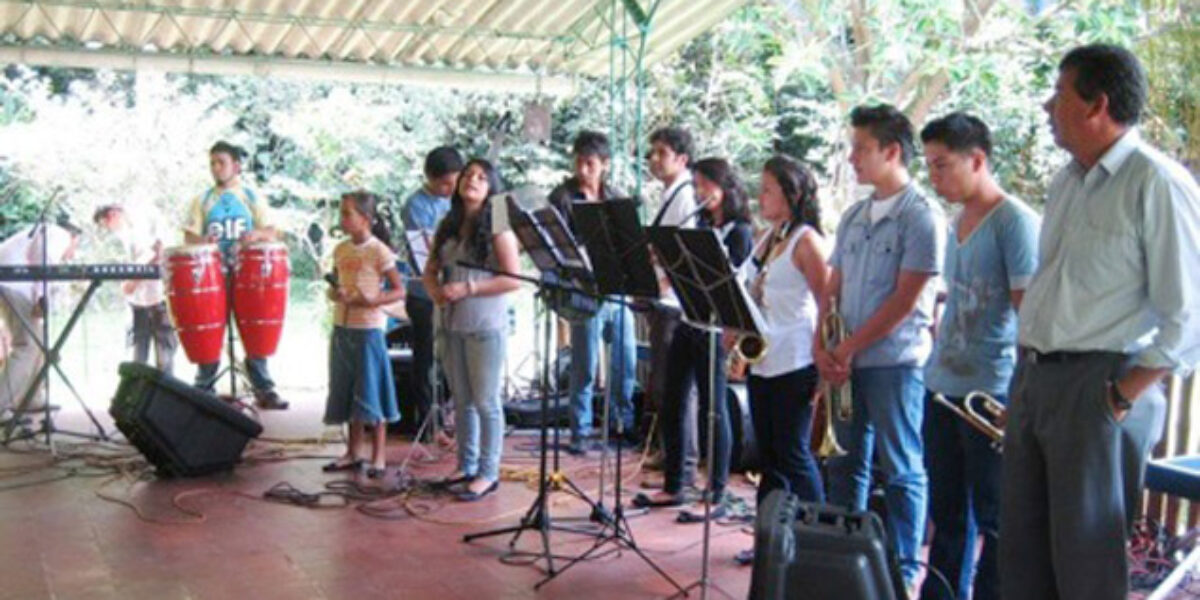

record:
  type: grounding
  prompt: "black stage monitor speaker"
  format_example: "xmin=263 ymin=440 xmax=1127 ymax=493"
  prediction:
xmin=110 ymin=362 xmax=263 ymax=477
xmin=750 ymin=490 xmax=906 ymax=600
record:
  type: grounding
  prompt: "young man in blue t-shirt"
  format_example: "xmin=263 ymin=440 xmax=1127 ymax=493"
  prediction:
xmin=401 ymin=146 xmax=462 ymax=439
xmin=919 ymin=113 xmax=1039 ymax=600
xmin=182 ymin=141 xmax=287 ymax=409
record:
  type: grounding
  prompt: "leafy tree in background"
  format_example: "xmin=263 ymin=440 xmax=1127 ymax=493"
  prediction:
xmin=0 ymin=0 xmax=1194 ymax=274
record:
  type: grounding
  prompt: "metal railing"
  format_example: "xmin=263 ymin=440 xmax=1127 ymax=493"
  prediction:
xmin=1143 ymin=373 xmax=1200 ymax=534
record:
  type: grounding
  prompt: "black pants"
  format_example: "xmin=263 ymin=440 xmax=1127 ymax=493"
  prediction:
xmin=648 ymin=304 xmax=698 ymax=480
xmin=748 ymin=366 xmax=823 ymax=506
xmin=406 ymin=295 xmax=437 ymax=425
xmin=130 ymin=302 xmax=177 ymax=376
xmin=662 ymin=325 xmax=730 ymax=497
xmin=920 ymin=391 xmax=1002 ymax=600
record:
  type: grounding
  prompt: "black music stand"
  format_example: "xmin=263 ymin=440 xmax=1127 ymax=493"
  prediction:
xmin=462 ymin=196 xmax=614 ymax=578
xmin=543 ymin=199 xmax=686 ymax=593
xmin=649 ymin=226 xmax=766 ymax=600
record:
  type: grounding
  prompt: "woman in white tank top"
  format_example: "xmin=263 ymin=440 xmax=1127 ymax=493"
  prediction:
xmin=736 ymin=156 xmax=831 ymax=564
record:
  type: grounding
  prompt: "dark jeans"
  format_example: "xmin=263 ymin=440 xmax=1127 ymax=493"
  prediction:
xmin=130 ymin=302 xmax=177 ymax=376
xmin=196 ymin=357 xmax=275 ymax=393
xmin=920 ymin=391 xmax=1003 ymax=600
xmin=662 ymin=325 xmax=730 ymax=497
xmin=648 ymin=304 xmax=698 ymax=480
xmin=406 ymin=295 xmax=437 ymax=423
xmin=748 ymin=366 xmax=823 ymax=506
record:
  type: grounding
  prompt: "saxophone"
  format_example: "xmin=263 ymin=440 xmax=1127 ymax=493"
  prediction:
xmin=726 ymin=227 xmax=784 ymax=378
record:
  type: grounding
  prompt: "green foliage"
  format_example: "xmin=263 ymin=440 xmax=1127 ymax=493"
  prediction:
xmin=0 ymin=0 xmax=1194 ymax=272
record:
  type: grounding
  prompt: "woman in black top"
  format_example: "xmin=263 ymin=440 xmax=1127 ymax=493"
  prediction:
xmin=636 ymin=157 xmax=752 ymax=514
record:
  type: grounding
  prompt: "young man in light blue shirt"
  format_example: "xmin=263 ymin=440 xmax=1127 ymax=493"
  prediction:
xmin=919 ymin=113 xmax=1040 ymax=600
xmin=1002 ymin=44 xmax=1200 ymax=600
xmin=815 ymin=104 xmax=946 ymax=588
xmin=401 ymin=146 xmax=462 ymax=440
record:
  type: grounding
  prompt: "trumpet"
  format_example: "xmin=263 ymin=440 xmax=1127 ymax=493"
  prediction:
xmin=820 ymin=307 xmax=853 ymax=422
xmin=814 ymin=389 xmax=847 ymax=458
xmin=931 ymin=391 xmax=1006 ymax=451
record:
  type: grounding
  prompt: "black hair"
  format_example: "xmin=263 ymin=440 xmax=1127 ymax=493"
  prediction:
xmin=572 ymin=130 xmax=611 ymax=160
xmin=341 ymin=190 xmax=393 ymax=246
xmin=209 ymin=140 xmax=246 ymax=163
xmin=920 ymin=112 xmax=993 ymax=158
xmin=1059 ymin=43 xmax=1147 ymax=126
xmin=424 ymin=146 xmax=465 ymax=179
xmin=432 ymin=158 xmax=502 ymax=264
xmin=850 ymin=104 xmax=916 ymax=165
xmin=763 ymin=155 xmax=822 ymax=235
xmin=649 ymin=127 xmax=695 ymax=167
xmin=92 ymin=204 xmax=123 ymax=226
xmin=693 ymin=158 xmax=750 ymax=226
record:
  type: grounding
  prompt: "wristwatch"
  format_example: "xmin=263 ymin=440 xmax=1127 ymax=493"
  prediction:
xmin=1108 ymin=379 xmax=1133 ymax=411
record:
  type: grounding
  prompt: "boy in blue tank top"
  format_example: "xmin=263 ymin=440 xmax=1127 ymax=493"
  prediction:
xmin=182 ymin=141 xmax=287 ymax=410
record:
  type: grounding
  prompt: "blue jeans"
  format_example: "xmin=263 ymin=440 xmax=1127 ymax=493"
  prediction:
xmin=444 ymin=329 xmax=506 ymax=481
xmin=827 ymin=366 xmax=929 ymax=584
xmin=196 ymin=357 xmax=275 ymax=393
xmin=568 ymin=302 xmax=636 ymax=442
xmin=920 ymin=392 xmax=1002 ymax=600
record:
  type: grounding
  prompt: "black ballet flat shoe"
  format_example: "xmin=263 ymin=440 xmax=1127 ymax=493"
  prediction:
xmin=322 ymin=458 xmax=364 ymax=473
xmin=456 ymin=480 xmax=499 ymax=502
xmin=631 ymin=491 xmax=685 ymax=508
xmin=366 ymin=466 xmax=387 ymax=479
xmin=434 ymin=473 xmax=476 ymax=489
xmin=734 ymin=548 xmax=755 ymax=566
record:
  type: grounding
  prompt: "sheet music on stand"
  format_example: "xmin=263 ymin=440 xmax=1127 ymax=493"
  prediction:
xmin=572 ymin=200 xmax=659 ymax=299
xmin=647 ymin=227 xmax=765 ymax=336
xmin=505 ymin=196 xmax=592 ymax=289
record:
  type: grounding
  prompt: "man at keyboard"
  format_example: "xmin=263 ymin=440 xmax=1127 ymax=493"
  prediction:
xmin=0 ymin=221 xmax=80 ymax=423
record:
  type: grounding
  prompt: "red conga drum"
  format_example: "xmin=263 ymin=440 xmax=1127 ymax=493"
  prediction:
xmin=163 ymin=244 xmax=226 ymax=364
xmin=233 ymin=242 xmax=289 ymax=359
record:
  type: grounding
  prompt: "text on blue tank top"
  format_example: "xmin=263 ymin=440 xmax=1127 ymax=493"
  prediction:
xmin=204 ymin=189 xmax=256 ymax=255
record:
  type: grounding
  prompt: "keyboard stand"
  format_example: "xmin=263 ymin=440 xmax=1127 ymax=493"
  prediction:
xmin=2 ymin=278 xmax=110 ymax=446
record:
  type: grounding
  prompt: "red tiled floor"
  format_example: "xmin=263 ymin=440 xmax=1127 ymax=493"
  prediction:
xmin=0 ymin=397 xmax=755 ymax=600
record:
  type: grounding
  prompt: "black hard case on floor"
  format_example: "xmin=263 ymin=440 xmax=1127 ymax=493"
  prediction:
xmin=750 ymin=490 xmax=906 ymax=600
xmin=110 ymin=362 xmax=263 ymax=477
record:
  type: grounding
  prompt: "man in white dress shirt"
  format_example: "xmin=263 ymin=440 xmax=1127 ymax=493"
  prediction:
xmin=645 ymin=126 xmax=700 ymax=485
xmin=1001 ymin=43 xmax=1200 ymax=600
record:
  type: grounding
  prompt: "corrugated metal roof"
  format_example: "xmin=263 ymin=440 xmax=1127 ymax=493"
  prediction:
xmin=0 ymin=0 xmax=746 ymax=93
